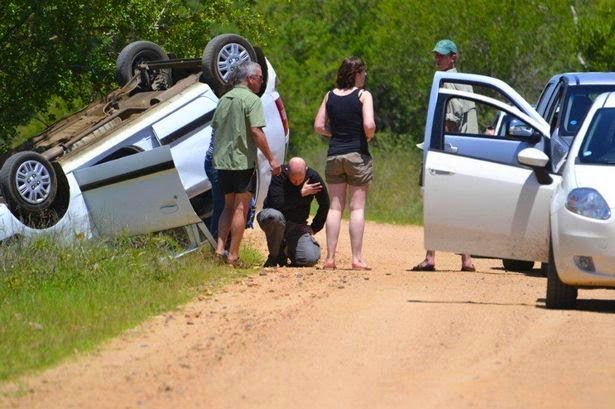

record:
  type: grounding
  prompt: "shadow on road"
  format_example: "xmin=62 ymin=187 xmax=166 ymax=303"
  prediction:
xmin=406 ymin=299 xmax=535 ymax=308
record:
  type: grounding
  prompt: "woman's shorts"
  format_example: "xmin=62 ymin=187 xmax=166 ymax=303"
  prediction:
xmin=218 ymin=168 xmax=256 ymax=194
xmin=325 ymin=152 xmax=373 ymax=186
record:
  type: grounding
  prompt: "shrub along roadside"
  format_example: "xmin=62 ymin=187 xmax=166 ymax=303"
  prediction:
xmin=0 ymin=235 xmax=260 ymax=382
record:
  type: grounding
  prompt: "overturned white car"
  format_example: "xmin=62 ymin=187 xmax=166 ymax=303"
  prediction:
xmin=0 ymin=34 xmax=288 ymax=247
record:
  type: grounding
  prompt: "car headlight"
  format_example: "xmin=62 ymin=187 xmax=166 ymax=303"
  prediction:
xmin=565 ymin=188 xmax=611 ymax=220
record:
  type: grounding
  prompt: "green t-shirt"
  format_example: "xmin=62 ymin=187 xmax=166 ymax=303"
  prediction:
xmin=212 ymin=85 xmax=266 ymax=170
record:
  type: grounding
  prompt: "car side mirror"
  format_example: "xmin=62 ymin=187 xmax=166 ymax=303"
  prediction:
xmin=517 ymin=147 xmax=552 ymax=185
xmin=517 ymin=147 xmax=548 ymax=168
xmin=507 ymin=119 xmax=541 ymax=144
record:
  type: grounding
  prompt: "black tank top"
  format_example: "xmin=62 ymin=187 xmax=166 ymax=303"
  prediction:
xmin=325 ymin=88 xmax=370 ymax=157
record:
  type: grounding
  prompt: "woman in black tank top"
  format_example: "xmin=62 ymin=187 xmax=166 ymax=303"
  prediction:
xmin=314 ymin=56 xmax=376 ymax=270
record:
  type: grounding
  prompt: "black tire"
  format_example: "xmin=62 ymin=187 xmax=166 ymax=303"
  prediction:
xmin=201 ymin=34 xmax=257 ymax=96
xmin=0 ymin=151 xmax=58 ymax=215
xmin=502 ymin=259 xmax=535 ymax=272
xmin=545 ymin=242 xmax=578 ymax=309
xmin=254 ymin=46 xmax=269 ymax=97
xmin=116 ymin=41 xmax=172 ymax=88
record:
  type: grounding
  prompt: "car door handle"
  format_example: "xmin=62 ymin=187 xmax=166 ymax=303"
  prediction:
xmin=427 ymin=167 xmax=455 ymax=176
xmin=444 ymin=143 xmax=458 ymax=153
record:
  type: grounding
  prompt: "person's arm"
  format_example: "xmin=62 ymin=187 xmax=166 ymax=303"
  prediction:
xmin=314 ymin=93 xmax=331 ymax=137
xmin=309 ymin=173 xmax=330 ymax=234
xmin=360 ymin=90 xmax=376 ymax=141
xmin=250 ymin=127 xmax=281 ymax=176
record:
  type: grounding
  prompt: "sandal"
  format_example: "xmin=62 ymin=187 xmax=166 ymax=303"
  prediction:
xmin=226 ymin=257 xmax=250 ymax=269
xmin=410 ymin=263 xmax=435 ymax=272
xmin=461 ymin=265 xmax=476 ymax=272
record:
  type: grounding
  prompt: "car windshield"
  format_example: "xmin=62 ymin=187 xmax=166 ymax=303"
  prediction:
xmin=561 ymin=86 xmax=615 ymax=137
xmin=578 ymin=108 xmax=615 ymax=164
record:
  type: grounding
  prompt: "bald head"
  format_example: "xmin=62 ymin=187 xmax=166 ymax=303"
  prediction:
xmin=287 ymin=157 xmax=307 ymax=186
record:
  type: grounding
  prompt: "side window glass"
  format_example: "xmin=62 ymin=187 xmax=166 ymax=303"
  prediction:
xmin=442 ymin=97 xmax=536 ymax=141
xmin=439 ymin=97 xmax=542 ymax=166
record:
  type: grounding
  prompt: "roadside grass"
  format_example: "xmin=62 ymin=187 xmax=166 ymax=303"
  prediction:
xmin=296 ymin=132 xmax=424 ymax=225
xmin=0 ymin=234 xmax=260 ymax=382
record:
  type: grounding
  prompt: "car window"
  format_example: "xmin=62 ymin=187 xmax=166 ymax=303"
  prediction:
xmin=437 ymin=96 xmax=542 ymax=166
xmin=578 ymin=108 xmax=615 ymax=164
xmin=561 ymin=85 xmax=615 ymax=138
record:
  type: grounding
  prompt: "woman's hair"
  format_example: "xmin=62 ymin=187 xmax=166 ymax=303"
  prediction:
xmin=335 ymin=56 xmax=366 ymax=89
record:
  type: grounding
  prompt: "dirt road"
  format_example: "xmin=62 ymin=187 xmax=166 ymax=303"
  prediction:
xmin=3 ymin=221 xmax=615 ymax=408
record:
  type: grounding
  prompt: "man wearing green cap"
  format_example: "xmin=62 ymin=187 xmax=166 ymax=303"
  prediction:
xmin=411 ymin=39 xmax=477 ymax=272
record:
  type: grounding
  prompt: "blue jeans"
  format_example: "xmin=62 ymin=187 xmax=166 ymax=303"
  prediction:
xmin=204 ymin=148 xmax=224 ymax=240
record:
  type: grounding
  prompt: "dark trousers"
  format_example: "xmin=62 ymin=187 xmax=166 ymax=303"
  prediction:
xmin=256 ymin=208 xmax=320 ymax=267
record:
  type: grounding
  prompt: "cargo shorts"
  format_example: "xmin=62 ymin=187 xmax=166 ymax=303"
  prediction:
xmin=325 ymin=152 xmax=373 ymax=186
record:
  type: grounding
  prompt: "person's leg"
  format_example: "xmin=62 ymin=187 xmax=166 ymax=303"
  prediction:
xmin=348 ymin=184 xmax=369 ymax=268
xmin=226 ymin=192 xmax=252 ymax=263
xmin=411 ymin=250 xmax=436 ymax=271
xmin=204 ymin=153 xmax=223 ymax=239
xmin=291 ymin=232 xmax=321 ymax=267
xmin=325 ymin=183 xmax=346 ymax=268
xmin=257 ymin=208 xmax=286 ymax=266
xmin=461 ymin=254 xmax=475 ymax=271
xmin=216 ymin=192 xmax=235 ymax=256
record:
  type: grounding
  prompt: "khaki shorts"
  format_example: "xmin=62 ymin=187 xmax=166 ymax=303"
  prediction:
xmin=325 ymin=152 xmax=373 ymax=186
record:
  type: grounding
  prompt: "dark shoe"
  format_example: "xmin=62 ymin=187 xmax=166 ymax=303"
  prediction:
xmin=276 ymin=255 xmax=288 ymax=267
xmin=461 ymin=265 xmax=476 ymax=272
xmin=410 ymin=263 xmax=435 ymax=271
xmin=264 ymin=255 xmax=278 ymax=267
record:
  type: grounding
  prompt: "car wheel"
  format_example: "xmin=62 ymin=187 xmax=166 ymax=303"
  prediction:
xmin=502 ymin=259 xmax=535 ymax=272
xmin=0 ymin=151 xmax=58 ymax=217
xmin=201 ymin=34 xmax=257 ymax=96
xmin=545 ymin=242 xmax=577 ymax=309
xmin=116 ymin=41 xmax=172 ymax=89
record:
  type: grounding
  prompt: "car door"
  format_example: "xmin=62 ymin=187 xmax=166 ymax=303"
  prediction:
xmin=422 ymin=72 xmax=560 ymax=262
xmin=72 ymin=146 xmax=204 ymax=237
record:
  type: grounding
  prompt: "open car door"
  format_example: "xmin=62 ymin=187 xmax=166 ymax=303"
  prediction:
xmin=73 ymin=146 xmax=209 ymax=241
xmin=422 ymin=72 xmax=560 ymax=263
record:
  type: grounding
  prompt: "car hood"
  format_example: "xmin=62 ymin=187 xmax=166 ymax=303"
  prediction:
xmin=574 ymin=164 xmax=615 ymax=208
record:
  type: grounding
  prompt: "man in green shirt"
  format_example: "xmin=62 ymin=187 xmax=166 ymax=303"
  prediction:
xmin=212 ymin=61 xmax=281 ymax=266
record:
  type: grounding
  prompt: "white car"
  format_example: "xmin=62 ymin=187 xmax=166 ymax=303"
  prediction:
xmin=549 ymin=92 xmax=615 ymax=307
xmin=0 ymin=34 xmax=288 ymax=248
xmin=420 ymin=70 xmax=615 ymax=308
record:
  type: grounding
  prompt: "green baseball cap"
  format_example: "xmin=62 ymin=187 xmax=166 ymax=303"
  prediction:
xmin=432 ymin=39 xmax=458 ymax=55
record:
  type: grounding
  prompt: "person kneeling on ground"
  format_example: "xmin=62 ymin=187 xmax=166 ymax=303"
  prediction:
xmin=257 ymin=157 xmax=330 ymax=267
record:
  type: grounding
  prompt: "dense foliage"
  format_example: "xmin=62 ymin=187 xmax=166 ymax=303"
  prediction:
xmin=257 ymin=0 xmax=612 ymax=150
xmin=0 ymin=0 xmax=270 ymax=146
xmin=2 ymin=1 xmax=612 ymax=150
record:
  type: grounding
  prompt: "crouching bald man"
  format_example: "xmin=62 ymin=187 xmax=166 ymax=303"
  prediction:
xmin=257 ymin=157 xmax=330 ymax=267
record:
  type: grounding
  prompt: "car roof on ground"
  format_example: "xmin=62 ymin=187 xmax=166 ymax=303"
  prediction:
xmin=549 ymin=72 xmax=615 ymax=86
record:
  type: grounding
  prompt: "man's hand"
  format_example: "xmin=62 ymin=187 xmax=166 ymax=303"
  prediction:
xmin=269 ymin=158 xmax=281 ymax=176
xmin=301 ymin=178 xmax=323 ymax=197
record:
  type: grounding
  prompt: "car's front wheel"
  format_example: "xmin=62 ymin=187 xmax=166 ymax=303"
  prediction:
xmin=545 ymin=242 xmax=578 ymax=309
xmin=0 ymin=151 xmax=58 ymax=219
